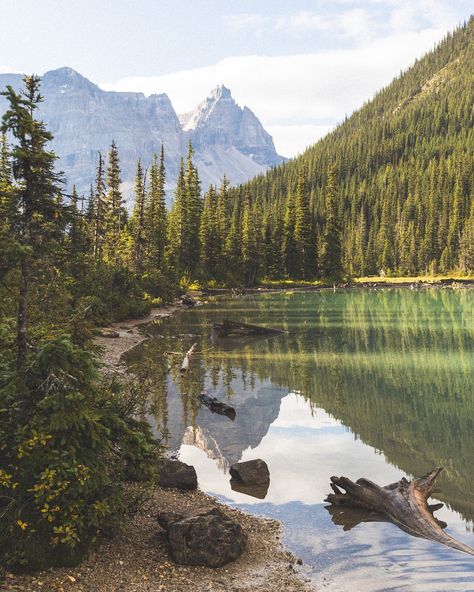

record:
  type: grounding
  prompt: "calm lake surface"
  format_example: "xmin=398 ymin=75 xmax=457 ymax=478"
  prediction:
xmin=128 ymin=288 xmax=474 ymax=591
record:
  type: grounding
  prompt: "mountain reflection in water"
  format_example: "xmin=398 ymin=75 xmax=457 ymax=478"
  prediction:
xmin=126 ymin=289 xmax=474 ymax=591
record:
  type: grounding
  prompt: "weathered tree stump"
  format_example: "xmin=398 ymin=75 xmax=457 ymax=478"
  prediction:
xmin=325 ymin=468 xmax=474 ymax=556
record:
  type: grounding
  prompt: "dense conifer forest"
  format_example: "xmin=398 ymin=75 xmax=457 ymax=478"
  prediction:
xmin=230 ymin=17 xmax=473 ymax=280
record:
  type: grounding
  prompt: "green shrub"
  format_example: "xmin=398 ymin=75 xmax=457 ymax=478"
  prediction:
xmin=0 ymin=336 xmax=157 ymax=571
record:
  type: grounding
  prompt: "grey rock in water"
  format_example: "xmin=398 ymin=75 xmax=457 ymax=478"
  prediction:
xmin=157 ymin=459 xmax=197 ymax=490
xmin=159 ymin=506 xmax=247 ymax=567
xmin=0 ymin=69 xmax=286 ymax=201
xmin=230 ymin=458 xmax=270 ymax=486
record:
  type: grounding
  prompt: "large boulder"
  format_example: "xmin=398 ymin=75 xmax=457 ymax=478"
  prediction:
xmin=157 ymin=459 xmax=197 ymax=490
xmin=158 ymin=506 xmax=247 ymax=567
xmin=229 ymin=459 xmax=270 ymax=487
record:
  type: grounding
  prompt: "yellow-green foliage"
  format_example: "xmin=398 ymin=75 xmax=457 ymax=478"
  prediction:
xmin=0 ymin=336 xmax=157 ymax=570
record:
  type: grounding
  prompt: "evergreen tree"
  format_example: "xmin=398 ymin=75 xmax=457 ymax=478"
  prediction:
xmin=1 ymin=75 xmax=64 ymax=369
xmin=130 ymin=159 xmax=146 ymax=273
xmin=183 ymin=142 xmax=201 ymax=275
xmin=320 ymin=164 xmax=343 ymax=280
xmin=458 ymin=199 xmax=474 ymax=273
xmin=166 ymin=158 xmax=185 ymax=274
xmin=282 ymin=182 xmax=298 ymax=277
xmin=293 ymin=169 xmax=314 ymax=279
xmin=223 ymin=199 xmax=242 ymax=281
xmin=0 ymin=131 xmax=18 ymax=285
xmin=144 ymin=146 xmax=167 ymax=273
xmin=92 ymin=152 xmax=106 ymax=260
xmin=216 ymin=175 xmax=230 ymax=275
xmin=199 ymin=185 xmax=219 ymax=278
xmin=241 ymin=192 xmax=260 ymax=285
xmin=104 ymin=140 xmax=125 ymax=264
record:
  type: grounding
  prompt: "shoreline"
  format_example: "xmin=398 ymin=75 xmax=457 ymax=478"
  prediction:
xmin=4 ymin=301 xmax=313 ymax=592
xmin=95 ymin=303 xmax=182 ymax=369
xmin=204 ymin=276 xmax=474 ymax=295
xmin=4 ymin=488 xmax=312 ymax=592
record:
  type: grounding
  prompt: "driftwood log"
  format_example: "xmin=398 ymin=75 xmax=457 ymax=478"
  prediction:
xmin=325 ymin=467 xmax=474 ymax=556
xmin=212 ymin=319 xmax=284 ymax=339
xmin=180 ymin=343 xmax=197 ymax=373
xmin=198 ymin=392 xmax=236 ymax=420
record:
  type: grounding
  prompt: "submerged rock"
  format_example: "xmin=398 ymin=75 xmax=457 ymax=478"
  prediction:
xmin=157 ymin=459 xmax=197 ymax=490
xmin=158 ymin=506 xmax=247 ymax=567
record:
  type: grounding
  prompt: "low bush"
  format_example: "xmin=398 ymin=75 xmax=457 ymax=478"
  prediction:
xmin=0 ymin=336 xmax=158 ymax=571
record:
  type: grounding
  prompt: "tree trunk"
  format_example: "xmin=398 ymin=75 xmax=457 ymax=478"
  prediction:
xmin=325 ymin=468 xmax=474 ymax=556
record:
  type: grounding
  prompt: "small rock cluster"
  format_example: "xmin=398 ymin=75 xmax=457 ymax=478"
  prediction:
xmin=156 ymin=457 xmax=270 ymax=567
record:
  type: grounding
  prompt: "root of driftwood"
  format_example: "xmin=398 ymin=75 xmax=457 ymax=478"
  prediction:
xmin=180 ymin=343 xmax=197 ymax=373
xmin=325 ymin=468 xmax=474 ymax=556
xmin=198 ymin=392 xmax=236 ymax=420
xmin=212 ymin=319 xmax=285 ymax=339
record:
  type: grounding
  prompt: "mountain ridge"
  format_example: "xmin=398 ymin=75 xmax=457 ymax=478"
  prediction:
xmin=0 ymin=68 xmax=285 ymax=200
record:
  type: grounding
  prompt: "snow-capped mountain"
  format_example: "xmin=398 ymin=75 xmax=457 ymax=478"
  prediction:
xmin=0 ymin=68 xmax=285 ymax=199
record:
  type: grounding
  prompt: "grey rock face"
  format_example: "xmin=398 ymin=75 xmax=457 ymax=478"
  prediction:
xmin=156 ymin=459 xmax=197 ymax=490
xmin=159 ymin=506 xmax=247 ymax=567
xmin=0 ymin=69 xmax=285 ymax=199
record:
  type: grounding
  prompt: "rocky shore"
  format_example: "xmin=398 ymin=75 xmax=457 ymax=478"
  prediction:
xmin=4 ymin=488 xmax=312 ymax=592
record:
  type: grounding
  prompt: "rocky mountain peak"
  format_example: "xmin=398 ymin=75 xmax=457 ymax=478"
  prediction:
xmin=0 ymin=68 xmax=285 ymax=197
xmin=179 ymin=85 xmax=237 ymax=132
xmin=42 ymin=67 xmax=98 ymax=93
xmin=210 ymin=85 xmax=232 ymax=100
xmin=181 ymin=87 xmax=286 ymax=173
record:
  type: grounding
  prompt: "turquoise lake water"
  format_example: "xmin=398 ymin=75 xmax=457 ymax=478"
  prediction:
xmin=129 ymin=288 xmax=474 ymax=591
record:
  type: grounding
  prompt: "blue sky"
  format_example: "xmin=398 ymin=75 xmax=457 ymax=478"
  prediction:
xmin=1 ymin=1 xmax=471 ymax=156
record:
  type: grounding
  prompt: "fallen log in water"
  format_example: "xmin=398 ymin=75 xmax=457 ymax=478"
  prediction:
xmin=212 ymin=319 xmax=285 ymax=339
xmin=198 ymin=392 xmax=236 ymax=420
xmin=325 ymin=468 xmax=474 ymax=556
xmin=180 ymin=343 xmax=197 ymax=373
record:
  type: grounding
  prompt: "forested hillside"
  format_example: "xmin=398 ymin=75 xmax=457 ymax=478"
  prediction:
xmin=227 ymin=18 xmax=473 ymax=280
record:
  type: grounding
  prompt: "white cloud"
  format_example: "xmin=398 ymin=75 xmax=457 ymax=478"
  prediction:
xmin=275 ymin=8 xmax=378 ymax=42
xmin=0 ymin=65 xmax=19 ymax=73
xmin=267 ymin=124 xmax=334 ymax=158
xmin=223 ymin=12 xmax=266 ymax=34
xmin=223 ymin=1 xmax=458 ymax=40
xmin=100 ymin=27 xmax=447 ymax=157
